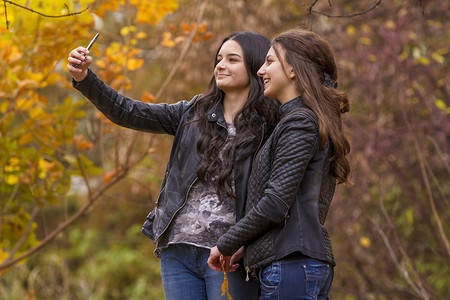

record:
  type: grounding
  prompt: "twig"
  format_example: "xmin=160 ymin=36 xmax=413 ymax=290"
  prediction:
xmin=376 ymin=194 xmax=431 ymax=299
xmin=154 ymin=0 xmax=209 ymax=100
xmin=311 ymin=0 xmax=382 ymax=18
xmin=399 ymin=72 xmax=450 ymax=260
xmin=3 ymin=0 xmax=9 ymax=29
xmin=3 ymin=206 xmax=40 ymax=264
xmin=0 ymin=182 xmax=20 ymax=244
xmin=3 ymin=0 xmax=89 ymax=18
xmin=427 ymin=136 xmax=450 ymax=175
xmin=307 ymin=0 xmax=320 ymax=15
xmin=413 ymin=138 xmax=450 ymax=260
xmin=374 ymin=222 xmax=430 ymax=300
xmin=74 ymin=149 xmax=93 ymax=199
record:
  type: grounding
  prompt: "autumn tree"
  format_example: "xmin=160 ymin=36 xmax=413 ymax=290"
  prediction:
xmin=0 ymin=0 xmax=213 ymax=271
xmin=1 ymin=0 xmax=448 ymax=299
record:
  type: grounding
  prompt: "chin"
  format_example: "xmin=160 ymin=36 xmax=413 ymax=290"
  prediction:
xmin=264 ymin=90 xmax=275 ymax=99
xmin=216 ymin=81 xmax=225 ymax=89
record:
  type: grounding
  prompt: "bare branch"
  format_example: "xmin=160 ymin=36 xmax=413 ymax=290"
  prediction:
xmin=154 ymin=0 xmax=209 ymax=100
xmin=307 ymin=0 xmax=320 ymax=15
xmin=376 ymin=194 xmax=432 ymax=299
xmin=413 ymin=138 xmax=450 ymax=260
xmin=0 ymin=182 xmax=20 ymax=250
xmin=311 ymin=0 xmax=382 ymax=18
xmin=398 ymin=74 xmax=450 ymax=259
xmin=74 ymin=149 xmax=93 ymax=199
xmin=0 ymin=171 xmax=125 ymax=269
xmin=427 ymin=136 xmax=450 ymax=175
xmin=3 ymin=0 xmax=89 ymax=18
xmin=0 ymin=135 xmax=154 ymax=270
xmin=374 ymin=223 xmax=430 ymax=300
xmin=3 ymin=206 xmax=40 ymax=264
xmin=3 ymin=0 xmax=9 ymax=29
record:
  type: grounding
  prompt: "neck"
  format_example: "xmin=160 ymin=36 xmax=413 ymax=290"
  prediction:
xmin=222 ymin=90 xmax=249 ymax=123
xmin=277 ymin=80 xmax=301 ymax=104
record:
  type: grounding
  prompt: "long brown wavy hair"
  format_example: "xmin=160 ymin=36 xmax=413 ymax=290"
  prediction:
xmin=192 ymin=32 xmax=280 ymax=201
xmin=272 ymin=28 xmax=351 ymax=184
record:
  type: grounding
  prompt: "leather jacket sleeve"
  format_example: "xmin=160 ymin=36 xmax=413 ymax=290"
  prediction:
xmin=73 ymin=69 xmax=195 ymax=135
xmin=217 ymin=113 xmax=319 ymax=256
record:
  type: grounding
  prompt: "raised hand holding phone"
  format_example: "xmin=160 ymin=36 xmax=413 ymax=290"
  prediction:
xmin=73 ymin=33 xmax=100 ymax=68
xmin=67 ymin=33 xmax=100 ymax=82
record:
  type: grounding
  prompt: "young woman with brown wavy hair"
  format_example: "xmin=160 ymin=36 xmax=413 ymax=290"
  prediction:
xmin=67 ymin=31 xmax=279 ymax=300
xmin=209 ymin=28 xmax=351 ymax=299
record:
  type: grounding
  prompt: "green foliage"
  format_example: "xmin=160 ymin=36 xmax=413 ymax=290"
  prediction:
xmin=0 ymin=225 xmax=164 ymax=299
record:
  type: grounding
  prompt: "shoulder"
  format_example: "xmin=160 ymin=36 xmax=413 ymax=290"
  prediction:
xmin=168 ymin=94 xmax=201 ymax=112
xmin=280 ymin=108 xmax=318 ymax=131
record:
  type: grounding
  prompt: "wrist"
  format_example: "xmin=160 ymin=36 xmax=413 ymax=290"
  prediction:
xmin=73 ymin=69 xmax=89 ymax=83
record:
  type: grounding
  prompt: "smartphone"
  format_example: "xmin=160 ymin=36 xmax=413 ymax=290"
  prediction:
xmin=73 ymin=33 xmax=100 ymax=68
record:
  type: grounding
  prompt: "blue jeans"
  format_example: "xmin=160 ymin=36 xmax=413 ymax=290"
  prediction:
xmin=259 ymin=258 xmax=334 ymax=300
xmin=160 ymin=243 xmax=259 ymax=300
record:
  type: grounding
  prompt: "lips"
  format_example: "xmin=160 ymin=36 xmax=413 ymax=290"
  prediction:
xmin=263 ymin=78 xmax=270 ymax=88
xmin=216 ymin=73 xmax=229 ymax=79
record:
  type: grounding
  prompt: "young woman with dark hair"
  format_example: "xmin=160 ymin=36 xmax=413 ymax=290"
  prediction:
xmin=208 ymin=28 xmax=351 ymax=300
xmin=67 ymin=31 xmax=279 ymax=300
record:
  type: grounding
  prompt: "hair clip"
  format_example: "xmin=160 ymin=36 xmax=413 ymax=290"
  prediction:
xmin=323 ymin=72 xmax=338 ymax=89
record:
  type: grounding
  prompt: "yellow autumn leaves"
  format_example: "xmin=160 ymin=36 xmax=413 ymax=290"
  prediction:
xmin=4 ymin=157 xmax=55 ymax=186
xmin=93 ymin=0 xmax=179 ymax=26
xmin=162 ymin=22 xmax=213 ymax=47
xmin=221 ymin=262 xmax=232 ymax=300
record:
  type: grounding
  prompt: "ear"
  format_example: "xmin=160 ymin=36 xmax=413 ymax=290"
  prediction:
xmin=289 ymin=68 xmax=296 ymax=79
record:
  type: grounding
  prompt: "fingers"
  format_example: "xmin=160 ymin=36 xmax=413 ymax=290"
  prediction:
xmin=68 ymin=47 xmax=92 ymax=68
xmin=223 ymin=255 xmax=239 ymax=272
xmin=207 ymin=246 xmax=223 ymax=272
xmin=230 ymin=246 xmax=244 ymax=264
xmin=71 ymin=46 xmax=90 ymax=60
xmin=227 ymin=262 xmax=240 ymax=272
xmin=207 ymin=254 xmax=223 ymax=272
xmin=67 ymin=47 xmax=92 ymax=82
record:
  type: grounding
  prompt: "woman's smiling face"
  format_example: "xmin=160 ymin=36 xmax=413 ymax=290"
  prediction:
xmin=214 ymin=40 xmax=250 ymax=94
xmin=258 ymin=45 xmax=299 ymax=104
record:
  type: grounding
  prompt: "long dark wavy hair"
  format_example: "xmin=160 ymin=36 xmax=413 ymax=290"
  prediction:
xmin=272 ymin=28 xmax=351 ymax=184
xmin=192 ymin=32 xmax=280 ymax=201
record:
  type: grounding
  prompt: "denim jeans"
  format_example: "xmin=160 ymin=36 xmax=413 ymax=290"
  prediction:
xmin=259 ymin=258 xmax=334 ymax=300
xmin=160 ymin=243 xmax=259 ymax=300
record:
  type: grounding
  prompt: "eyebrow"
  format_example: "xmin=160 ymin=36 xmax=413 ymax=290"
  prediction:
xmin=217 ymin=53 xmax=242 ymax=58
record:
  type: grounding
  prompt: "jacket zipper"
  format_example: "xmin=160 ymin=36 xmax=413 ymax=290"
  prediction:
xmin=155 ymin=113 xmax=227 ymax=242
xmin=155 ymin=177 xmax=198 ymax=242
xmin=156 ymin=118 xmax=227 ymax=242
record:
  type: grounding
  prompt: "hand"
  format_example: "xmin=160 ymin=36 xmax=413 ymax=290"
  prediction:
xmin=228 ymin=246 xmax=244 ymax=272
xmin=208 ymin=246 xmax=241 ymax=272
xmin=67 ymin=46 xmax=93 ymax=82
xmin=208 ymin=246 xmax=224 ymax=272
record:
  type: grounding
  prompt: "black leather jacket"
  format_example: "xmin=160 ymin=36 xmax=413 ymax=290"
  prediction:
xmin=217 ymin=97 xmax=336 ymax=274
xmin=73 ymin=69 xmax=274 ymax=257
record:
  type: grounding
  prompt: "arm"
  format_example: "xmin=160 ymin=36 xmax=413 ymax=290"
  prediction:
xmin=67 ymin=47 xmax=194 ymax=135
xmin=217 ymin=114 xmax=319 ymax=255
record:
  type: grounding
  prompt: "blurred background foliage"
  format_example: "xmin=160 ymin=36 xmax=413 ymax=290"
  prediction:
xmin=0 ymin=0 xmax=449 ymax=299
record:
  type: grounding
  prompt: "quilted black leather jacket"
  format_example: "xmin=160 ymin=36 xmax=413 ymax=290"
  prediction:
xmin=73 ymin=69 xmax=275 ymax=257
xmin=217 ymin=97 xmax=336 ymax=274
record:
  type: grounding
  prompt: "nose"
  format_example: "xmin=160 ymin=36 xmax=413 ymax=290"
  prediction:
xmin=257 ymin=65 xmax=265 ymax=77
xmin=216 ymin=60 xmax=226 ymax=70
